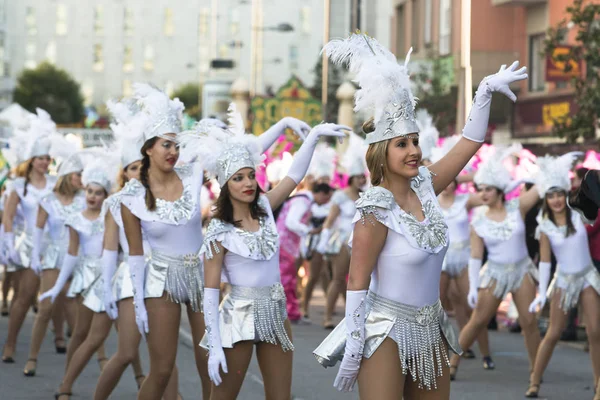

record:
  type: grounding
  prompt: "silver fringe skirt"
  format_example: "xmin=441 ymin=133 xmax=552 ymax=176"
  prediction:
xmin=41 ymin=238 xmax=67 ymax=270
xmin=83 ymin=271 xmax=105 ymax=313
xmin=313 ymin=292 xmax=462 ymax=390
xmin=13 ymin=232 xmax=34 ymax=269
xmin=72 ymin=256 xmax=102 ymax=305
xmin=146 ymin=250 xmax=203 ymax=312
xmin=548 ymin=264 xmax=600 ymax=313
xmin=323 ymin=229 xmax=351 ymax=256
xmin=200 ymin=283 xmax=294 ymax=351
xmin=112 ymin=260 xmax=134 ymax=302
xmin=480 ymin=256 xmax=538 ymax=300
xmin=441 ymin=240 xmax=469 ymax=278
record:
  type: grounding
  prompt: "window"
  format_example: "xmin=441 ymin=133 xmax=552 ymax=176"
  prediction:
xmin=218 ymin=44 xmax=229 ymax=58
xmin=56 ymin=4 xmax=68 ymax=36
xmin=439 ymin=0 xmax=451 ymax=55
xmin=395 ymin=5 xmax=406 ymax=55
xmin=424 ymin=0 xmax=432 ymax=44
xmin=230 ymin=9 xmax=239 ymax=35
xmin=529 ymin=34 xmax=545 ymax=92
xmin=124 ymin=7 xmax=134 ymax=36
xmin=300 ymin=7 xmax=311 ymax=34
xmin=123 ymin=80 xmax=133 ymax=97
xmin=199 ymin=45 xmax=210 ymax=74
xmin=25 ymin=41 xmax=37 ymax=69
xmin=123 ymin=45 xmax=134 ymax=72
xmin=143 ymin=44 xmax=154 ymax=71
xmin=289 ymin=45 xmax=298 ymax=70
xmin=164 ymin=8 xmax=174 ymax=36
xmin=82 ymin=81 xmax=94 ymax=106
xmin=46 ymin=40 xmax=57 ymax=64
xmin=93 ymin=44 xmax=104 ymax=72
xmin=199 ymin=9 xmax=209 ymax=37
xmin=411 ymin=0 xmax=420 ymax=52
xmin=25 ymin=7 xmax=37 ymax=36
xmin=94 ymin=5 xmax=104 ymax=36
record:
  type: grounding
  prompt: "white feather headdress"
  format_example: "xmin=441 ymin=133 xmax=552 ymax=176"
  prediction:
xmin=341 ymin=132 xmax=368 ymax=177
xmin=49 ymin=133 xmax=84 ymax=177
xmin=266 ymin=152 xmax=293 ymax=185
xmin=179 ymin=103 xmax=264 ymax=187
xmin=125 ymin=83 xmax=184 ymax=144
xmin=81 ymin=147 xmax=121 ymax=193
xmin=415 ymin=110 xmax=439 ymax=161
xmin=308 ymin=142 xmax=337 ymax=180
xmin=4 ymin=108 xmax=58 ymax=162
xmin=535 ymin=152 xmax=582 ymax=197
xmin=474 ymin=144 xmax=522 ymax=192
xmin=323 ymin=33 xmax=418 ymax=144
xmin=107 ymin=97 xmax=145 ymax=168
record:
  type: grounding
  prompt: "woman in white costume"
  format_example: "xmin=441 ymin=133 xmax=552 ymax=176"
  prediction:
xmin=120 ymin=85 xmax=310 ymax=400
xmin=449 ymin=145 xmax=542 ymax=380
xmin=313 ymin=33 xmax=527 ymax=398
xmin=192 ymin=103 xmax=348 ymax=399
xmin=525 ymin=153 xmax=600 ymax=398
xmin=39 ymin=153 xmax=115 ymax=400
xmin=23 ymin=138 xmax=87 ymax=376
xmin=318 ymin=132 xmax=368 ymax=329
xmin=1 ymin=109 xmax=57 ymax=363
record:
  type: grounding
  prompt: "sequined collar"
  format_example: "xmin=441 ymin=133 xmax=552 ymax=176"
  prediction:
xmin=68 ymin=211 xmax=104 ymax=236
xmin=473 ymin=199 xmax=519 ymax=241
xmin=396 ymin=199 xmax=448 ymax=251
xmin=440 ymin=194 xmax=469 ymax=219
xmin=48 ymin=192 xmax=86 ymax=221
xmin=155 ymin=184 xmax=195 ymax=224
xmin=233 ymin=216 xmax=279 ymax=260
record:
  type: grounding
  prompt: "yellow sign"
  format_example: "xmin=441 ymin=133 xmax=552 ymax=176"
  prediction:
xmin=542 ymin=101 xmax=570 ymax=127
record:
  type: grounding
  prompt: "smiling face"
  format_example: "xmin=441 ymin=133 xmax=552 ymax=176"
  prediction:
xmin=124 ymin=160 xmax=142 ymax=181
xmin=545 ymin=189 xmax=567 ymax=214
xmin=69 ymin=172 xmax=83 ymax=189
xmin=31 ymin=155 xmax=51 ymax=175
xmin=144 ymin=135 xmax=180 ymax=173
xmin=386 ymin=134 xmax=422 ymax=180
xmin=477 ymin=184 xmax=503 ymax=205
xmin=226 ymin=168 xmax=258 ymax=204
xmin=85 ymin=183 xmax=107 ymax=210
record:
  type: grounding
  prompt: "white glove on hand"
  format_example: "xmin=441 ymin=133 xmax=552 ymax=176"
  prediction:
xmin=467 ymin=258 xmax=482 ymax=309
xmin=102 ymin=250 xmax=119 ymax=320
xmin=39 ymin=254 xmax=78 ymax=303
xmin=129 ymin=255 xmax=149 ymax=336
xmin=462 ymin=61 xmax=528 ymax=143
xmin=258 ymin=117 xmax=311 ymax=153
xmin=529 ymin=261 xmax=551 ymax=313
xmin=3 ymin=232 xmax=19 ymax=266
xmin=30 ymin=227 xmax=44 ymax=275
xmin=287 ymin=123 xmax=350 ymax=184
xmin=204 ymin=287 xmax=228 ymax=386
xmin=316 ymin=229 xmax=331 ymax=255
xmin=334 ymin=290 xmax=367 ymax=392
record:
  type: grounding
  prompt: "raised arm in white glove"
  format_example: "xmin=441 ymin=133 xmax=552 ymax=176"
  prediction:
xmin=334 ymin=290 xmax=367 ymax=392
xmin=102 ymin=250 xmax=119 ymax=320
xmin=39 ymin=254 xmax=78 ymax=303
xmin=258 ymin=117 xmax=311 ymax=153
xmin=30 ymin=227 xmax=44 ymax=275
xmin=462 ymin=61 xmax=528 ymax=143
xmin=128 ymin=255 xmax=149 ymax=336
xmin=467 ymin=258 xmax=482 ymax=309
xmin=203 ymin=287 xmax=228 ymax=386
xmin=286 ymin=123 xmax=350 ymax=184
xmin=529 ymin=261 xmax=551 ymax=313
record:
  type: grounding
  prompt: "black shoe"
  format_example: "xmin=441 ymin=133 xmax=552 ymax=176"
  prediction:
xmin=23 ymin=358 xmax=37 ymax=377
xmin=54 ymin=392 xmax=72 ymax=400
xmin=462 ymin=349 xmax=476 ymax=359
xmin=487 ymin=316 xmax=498 ymax=331
xmin=2 ymin=345 xmax=14 ymax=363
xmin=482 ymin=356 xmax=495 ymax=370
xmin=525 ymin=383 xmax=540 ymax=398
xmin=568 ymin=170 xmax=600 ymax=224
xmin=55 ymin=338 xmax=67 ymax=354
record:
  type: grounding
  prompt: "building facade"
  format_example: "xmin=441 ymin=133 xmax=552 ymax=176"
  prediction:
xmin=0 ymin=0 xmax=13 ymax=110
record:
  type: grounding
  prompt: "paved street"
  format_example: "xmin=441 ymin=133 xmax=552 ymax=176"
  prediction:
xmin=0 ymin=290 xmax=596 ymax=400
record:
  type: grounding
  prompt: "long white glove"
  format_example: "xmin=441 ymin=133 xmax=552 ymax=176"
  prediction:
xmin=529 ymin=261 xmax=551 ymax=313
xmin=316 ymin=229 xmax=331 ymax=255
xmin=462 ymin=61 xmax=528 ymax=143
xmin=30 ymin=227 xmax=44 ymax=275
xmin=334 ymin=290 xmax=367 ymax=392
xmin=102 ymin=250 xmax=119 ymax=320
xmin=3 ymin=232 xmax=19 ymax=265
xmin=129 ymin=255 xmax=149 ymax=336
xmin=258 ymin=117 xmax=311 ymax=153
xmin=39 ymin=254 xmax=78 ymax=303
xmin=467 ymin=258 xmax=482 ymax=309
xmin=287 ymin=123 xmax=350 ymax=184
xmin=203 ymin=287 xmax=228 ymax=386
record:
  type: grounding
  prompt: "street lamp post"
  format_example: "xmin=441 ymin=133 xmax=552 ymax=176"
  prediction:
xmin=322 ymin=0 xmax=331 ymax=121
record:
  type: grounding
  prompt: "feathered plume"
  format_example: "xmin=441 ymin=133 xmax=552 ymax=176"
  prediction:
xmin=308 ymin=142 xmax=337 ymax=180
xmin=474 ymin=143 xmax=523 ymax=191
xmin=80 ymin=146 xmax=121 ymax=192
xmin=130 ymin=83 xmax=184 ymax=141
xmin=323 ymin=33 xmax=415 ymax=126
xmin=415 ymin=109 xmax=439 ymax=161
xmin=341 ymin=132 xmax=368 ymax=176
xmin=227 ymin=103 xmax=245 ymax=136
xmin=535 ymin=152 xmax=582 ymax=196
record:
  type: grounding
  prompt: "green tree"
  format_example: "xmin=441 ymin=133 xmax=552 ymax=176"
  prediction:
xmin=311 ymin=56 xmax=342 ymax=123
xmin=172 ymin=83 xmax=202 ymax=119
xmin=13 ymin=62 xmax=84 ymax=124
xmin=412 ymin=46 xmax=457 ymax=136
xmin=544 ymin=0 xmax=600 ymax=143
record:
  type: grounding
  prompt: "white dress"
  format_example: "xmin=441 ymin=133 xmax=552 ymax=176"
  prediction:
xmin=440 ymin=194 xmax=470 ymax=277
xmin=322 ymin=190 xmax=356 ymax=255
xmin=120 ymin=163 xmax=205 ymax=311
xmin=471 ymin=199 xmax=538 ymax=299
xmin=537 ymin=212 xmax=600 ymax=312
xmin=314 ymin=167 xmax=461 ymax=391
xmin=200 ymin=195 xmax=293 ymax=351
